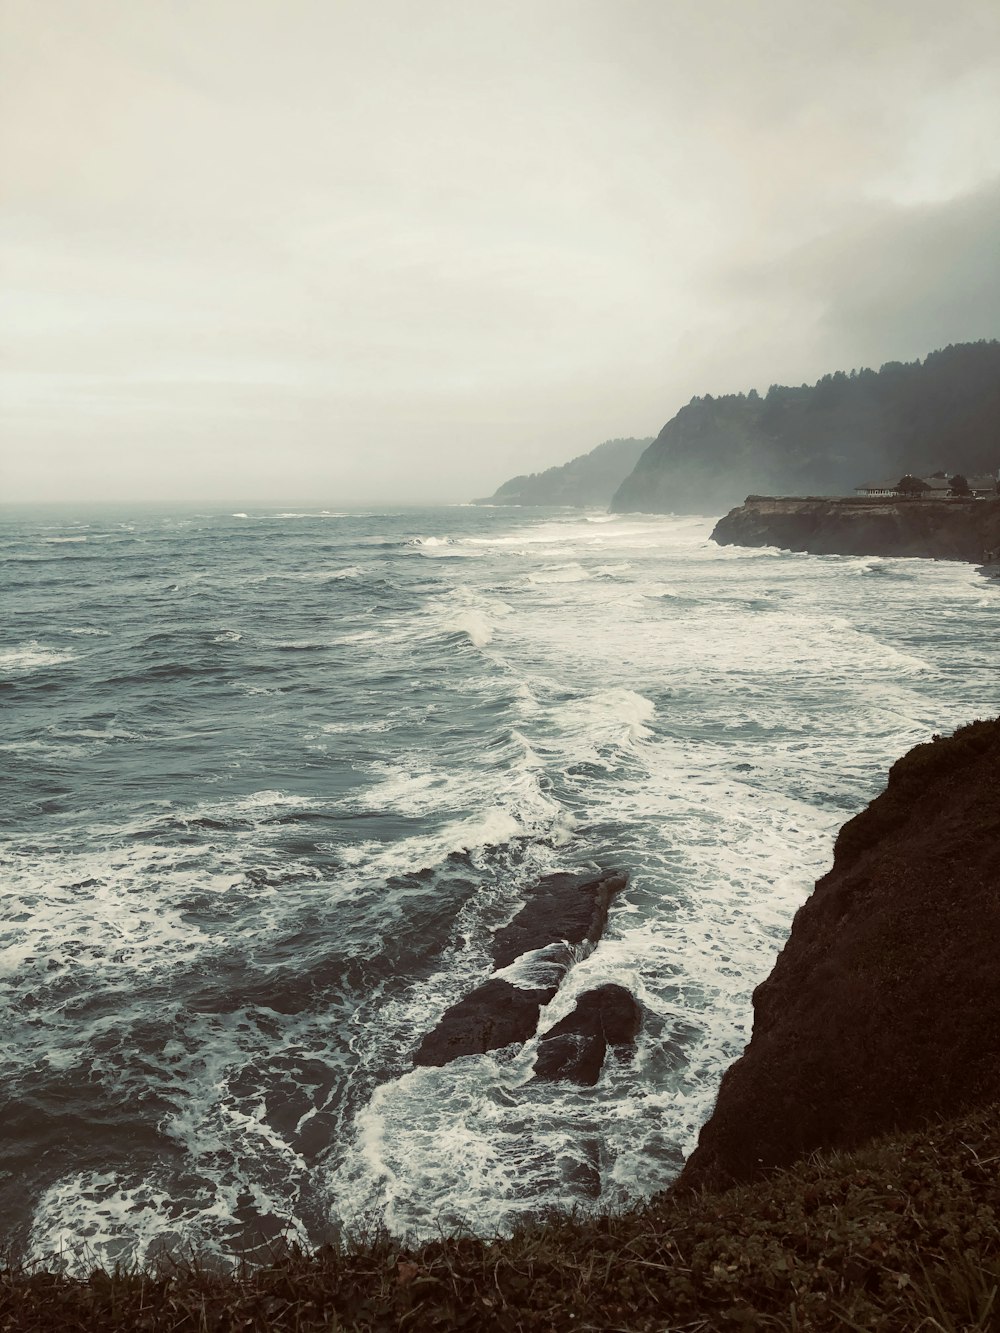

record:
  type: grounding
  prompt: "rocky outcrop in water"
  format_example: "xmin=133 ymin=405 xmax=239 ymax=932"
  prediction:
xmin=414 ymin=871 xmax=630 ymax=1066
xmin=533 ymin=984 xmax=641 ymax=1085
xmin=710 ymin=495 xmax=1000 ymax=564
xmin=477 ymin=438 xmax=652 ymax=507
xmin=610 ymin=341 xmax=1000 ymax=514
xmin=680 ymin=718 xmax=1000 ymax=1192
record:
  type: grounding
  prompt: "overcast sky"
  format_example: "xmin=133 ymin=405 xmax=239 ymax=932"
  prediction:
xmin=2 ymin=0 xmax=999 ymax=504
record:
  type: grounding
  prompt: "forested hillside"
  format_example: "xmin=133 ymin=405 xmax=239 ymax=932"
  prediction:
xmin=611 ymin=341 xmax=1000 ymax=514
xmin=479 ymin=436 xmax=652 ymax=506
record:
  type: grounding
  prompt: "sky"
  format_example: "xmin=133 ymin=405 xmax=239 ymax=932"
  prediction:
xmin=2 ymin=0 xmax=1000 ymax=504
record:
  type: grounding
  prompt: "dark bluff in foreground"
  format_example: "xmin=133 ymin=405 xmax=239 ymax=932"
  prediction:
xmin=611 ymin=340 xmax=1000 ymax=514
xmin=681 ymin=716 xmax=1000 ymax=1192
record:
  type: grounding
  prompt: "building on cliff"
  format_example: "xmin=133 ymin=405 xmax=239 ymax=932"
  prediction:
xmin=855 ymin=472 xmax=999 ymax=499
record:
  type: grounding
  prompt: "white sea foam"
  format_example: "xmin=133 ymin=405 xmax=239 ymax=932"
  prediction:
xmin=527 ymin=563 xmax=591 ymax=585
xmin=0 ymin=642 xmax=76 ymax=672
xmin=9 ymin=501 xmax=999 ymax=1269
xmin=442 ymin=808 xmax=523 ymax=852
xmin=321 ymin=718 xmax=393 ymax=735
xmin=448 ymin=609 xmax=494 ymax=646
xmin=275 ymin=511 xmax=347 ymax=519
xmin=432 ymin=586 xmax=513 ymax=648
xmin=554 ymin=688 xmax=656 ymax=748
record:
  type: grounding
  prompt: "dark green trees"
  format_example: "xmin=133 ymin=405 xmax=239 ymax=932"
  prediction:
xmin=896 ymin=475 xmax=932 ymax=498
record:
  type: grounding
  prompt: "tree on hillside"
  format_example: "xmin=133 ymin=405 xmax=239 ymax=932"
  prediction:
xmin=949 ymin=473 xmax=971 ymax=496
xmin=896 ymin=475 xmax=932 ymax=498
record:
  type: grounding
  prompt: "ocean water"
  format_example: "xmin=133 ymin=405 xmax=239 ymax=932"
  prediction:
xmin=1 ymin=502 xmax=996 ymax=1269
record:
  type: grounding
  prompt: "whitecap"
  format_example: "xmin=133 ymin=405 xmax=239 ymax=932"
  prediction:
xmin=447 ymin=609 xmax=494 ymax=647
xmin=321 ymin=718 xmax=393 ymax=735
xmin=0 ymin=642 xmax=76 ymax=672
xmin=527 ymin=563 xmax=591 ymax=585
xmin=440 ymin=809 xmax=523 ymax=852
xmin=432 ymin=587 xmax=513 ymax=649
xmin=556 ymin=688 xmax=656 ymax=746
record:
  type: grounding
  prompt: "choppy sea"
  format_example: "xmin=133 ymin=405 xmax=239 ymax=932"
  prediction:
xmin=1 ymin=502 xmax=996 ymax=1269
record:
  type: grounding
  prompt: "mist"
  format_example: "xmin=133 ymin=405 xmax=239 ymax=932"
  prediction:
xmin=2 ymin=0 xmax=999 ymax=504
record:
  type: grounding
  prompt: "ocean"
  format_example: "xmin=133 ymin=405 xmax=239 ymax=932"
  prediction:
xmin=2 ymin=502 xmax=996 ymax=1269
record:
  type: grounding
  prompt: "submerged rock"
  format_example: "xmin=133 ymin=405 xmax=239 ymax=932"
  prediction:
xmin=414 ymin=871 xmax=628 ymax=1068
xmin=533 ymin=984 xmax=642 ymax=1085
xmin=681 ymin=717 xmax=1000 ymax=1192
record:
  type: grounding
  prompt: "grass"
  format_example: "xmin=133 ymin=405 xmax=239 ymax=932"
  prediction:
xmin=4 ymin=1102 xmax=1000 ymax=1330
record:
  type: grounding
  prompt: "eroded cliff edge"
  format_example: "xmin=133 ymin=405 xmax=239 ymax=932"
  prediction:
xmin=681 ymin=717 xmax=1000 ymax=1193
xmin=711 ymin=495 xmax=1000 ymax=565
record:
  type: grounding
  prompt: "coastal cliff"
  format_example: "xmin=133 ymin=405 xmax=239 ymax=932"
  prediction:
xmin=711 ymin=495 xmax=1000 ymax=564
xmin=681 ymin=717 xmax=1000 ymax=1193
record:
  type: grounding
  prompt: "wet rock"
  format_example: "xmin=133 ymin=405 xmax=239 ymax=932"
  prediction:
xmin=413 ymin=871 xmax=629 ymax=1067
xmin=492 ymin=872 xmax=627 ymax=969
xmin=413 ymin=979 xmax=556 ymax=1066
xmin=533 ymin=984 xmax=641 ymax=1085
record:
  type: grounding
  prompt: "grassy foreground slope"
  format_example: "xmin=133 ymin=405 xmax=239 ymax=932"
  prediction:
xmin=4 ymin=1103 xmax=1000 ymax=1330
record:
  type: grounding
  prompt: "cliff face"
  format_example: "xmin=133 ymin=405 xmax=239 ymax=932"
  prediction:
xmin=479 ymin=437 xmax=652 ymax=507
xmin=711 ymin=496 xmax=1000 ymax=564
xmin=610 ymin=340 xmax=1000 ymax=514
xmin=680 ymin=718 xmax=1000 ymax=1193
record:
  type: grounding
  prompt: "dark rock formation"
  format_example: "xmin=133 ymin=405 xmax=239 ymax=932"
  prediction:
xmin=533 ymin=984 xmax=642 ymax=1085
xmin=680 ymin=718 xmax=1000 ymax=1192
xmin=414 ymin=871 xmax=628 ymax=1067
xmin=477 ymin=438 xmax=652 ymax=508
xmin=492 ymin=872 xmax=626 ymax=969
xmin=710 ymin=495 xmax=1000 ymax=563
xmin=413 ymin=979 xmax=557 ymax=1066
xmin=610 ymin=341 xmax=1000 ymax=515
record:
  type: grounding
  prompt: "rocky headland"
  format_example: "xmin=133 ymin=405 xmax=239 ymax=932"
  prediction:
xmin=711 ymin=494 xmax=1000 ymax=567
xmin=477 ymin=436 xmax=652 ymax=507
xmin=610 ymin=340 xmax=1000 ymax=515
